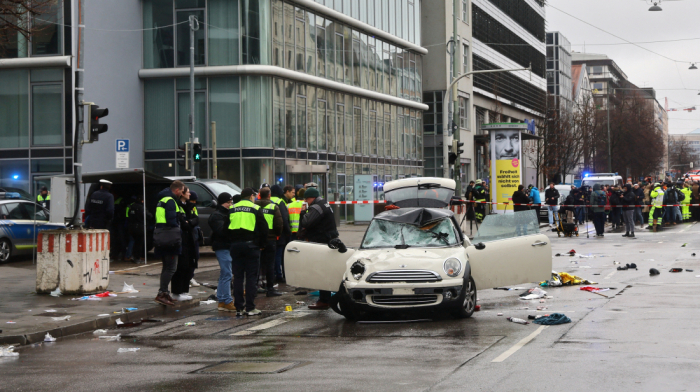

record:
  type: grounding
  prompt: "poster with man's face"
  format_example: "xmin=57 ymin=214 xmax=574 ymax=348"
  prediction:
xmin=491 ymin=129 xmax=522 ymax=213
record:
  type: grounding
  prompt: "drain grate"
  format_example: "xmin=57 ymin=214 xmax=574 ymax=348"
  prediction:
xmin=195 ymin=361 xmax=300 ymax=374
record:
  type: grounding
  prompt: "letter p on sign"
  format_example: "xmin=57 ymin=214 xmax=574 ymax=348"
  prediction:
xmin=116 ymin=139 xmax=129 ymax=152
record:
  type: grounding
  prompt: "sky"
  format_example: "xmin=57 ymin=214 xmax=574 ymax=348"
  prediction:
xmin=545 ymin=0 xmax=700 ymax=134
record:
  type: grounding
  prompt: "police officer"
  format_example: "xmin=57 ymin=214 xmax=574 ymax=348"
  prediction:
xmin=287 ymin=188 xmax=305 ymax=241
xmin=680 ymin=181 xmax=692 ymax=221
xmin=298 ymin=187 xmax=340 ymax=310
xmin=229 ymin=188 xmax=269 ymax=316
xmin=270 ymin=185 xmax=291 ymax=283
xmin=256 ymin=187 xmax=283 ymax=297
xmin=649 ymin=182 xmax=664 ymax=232
xmin=37 ymin=186 xmax=50 ymax=210
xmin=154 ymin=181 xmax=185 ymax=306
xmin=85 ymin=180 xmax=114 ymax=230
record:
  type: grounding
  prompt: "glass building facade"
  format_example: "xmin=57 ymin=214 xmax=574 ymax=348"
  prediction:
xmin=142 ymin=0 xmax=426 ymax=219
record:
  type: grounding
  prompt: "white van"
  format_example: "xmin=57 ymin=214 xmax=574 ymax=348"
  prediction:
xmin=581 ymin=173 xmax=624 ymax=188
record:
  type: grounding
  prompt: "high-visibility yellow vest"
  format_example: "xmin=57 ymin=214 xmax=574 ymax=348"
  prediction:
xmin=126 ymin=202 xmax=134 ymax=218
xmin=229 ymin=200 xmax=260 ymax=231
xmin=681 ymin=188 xmax=692 ymax=204
xmin=192 ymin=205 xmax=198 ymax=216
xmin=261 ymin=203 xmax=277 ymax=230
xmin=155 ymin=197 xmax=184 ymax=224
xmin=270 ymin=196 xmax=286 ymax=206
xmin=287 ymin=200 xmax=303 ymax=233
xmin=37 ymin=194 xmax=51 ymax=202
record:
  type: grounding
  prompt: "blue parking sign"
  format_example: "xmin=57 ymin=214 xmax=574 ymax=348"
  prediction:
xmin=116 ymin=139 xmax=129 ymax=152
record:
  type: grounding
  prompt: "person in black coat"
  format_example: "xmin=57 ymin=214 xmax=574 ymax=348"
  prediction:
xmin=512 ymin=185 xmax=531 ymax=235
xmin=85 ymin=180 xmax=114 ymax=230
xmin=127 ymin=195 xmax=152 ymax=262
xmin=171 ymin=188 xmax=200 ymax=301
xmin=622 ymin=184 xmax=636 ymax=238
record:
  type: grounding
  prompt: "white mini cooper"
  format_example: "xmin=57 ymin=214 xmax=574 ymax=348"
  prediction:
xmin=285 ymin=178 xmax=551 ymax=320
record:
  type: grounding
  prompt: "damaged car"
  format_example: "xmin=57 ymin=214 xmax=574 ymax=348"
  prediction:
xmin=285 ymin=177 xmax=552 ymax=320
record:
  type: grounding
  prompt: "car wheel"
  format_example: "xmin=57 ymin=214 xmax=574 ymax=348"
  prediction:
xmin=330 ymin=284 xmax=361 ymax=321
xmin=0 ymin=239 xmax=12 ymax=263
xmin=451 ymin=276 xmax=477 ymax=319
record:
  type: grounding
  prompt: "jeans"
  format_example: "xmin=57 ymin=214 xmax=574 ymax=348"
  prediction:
xmin=623 ymin=210 xmax=635 ymax=234
xmin=231 ymin=241 xmax=261 ymax=312
xmin=634 ymin=207 xmax=644 ymax=226
xmin=274 ymin=238 xmax=287 ymax=280
xmin=215 ymin=249 xmax=233 ymax=304
xmin=547 ymin=205 xmax=560 ymax=225
xmin=260 ymin=239 xmax=277 ymax=291
xmin=671 ymin=206 xmax=682 ymax=223
xmin=593 ymin=212 xmax=606 ymax=235
xmin=159 ymin=254 xmax=178 ymax=294
xmin=125 ymin=235 xmax=135 ymax=259
xmin=575 ymin=207 xmax=585 ymax=223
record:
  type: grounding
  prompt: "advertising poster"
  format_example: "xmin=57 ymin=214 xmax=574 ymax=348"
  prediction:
xmin=490 ymin=128 xmax=522 ymax=213
xmin=354 ymin=175 xmax=374 ymax=222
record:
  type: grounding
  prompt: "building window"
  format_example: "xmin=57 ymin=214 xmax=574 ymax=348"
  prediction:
xmin=208 ymin=0 xmax=240 ymax=66
xmin=32 ymin=0 xmax=62 ymax=56
xmin=462 ymin=43 xmax=469 ymax=75
xmin=0 ymin=69 xmax=29 ymax=148
xmin=32 ymin=84 xmax=62 ymax=146
xmin=144 ymin=79 xmax=175 ymax=150
xmin=462 ymin=0 xmax=469 ymax=23
xmin=176 ymin=8 xmax=206 ymax=66
xmin=459 ymin=96 xmax=469 ymax=130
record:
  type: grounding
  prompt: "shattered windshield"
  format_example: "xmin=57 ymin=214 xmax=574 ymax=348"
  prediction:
xmin=473 ymin=210 xmax=540 ymax=242
xmin=361 ymin=218 xmax=459 ymax=249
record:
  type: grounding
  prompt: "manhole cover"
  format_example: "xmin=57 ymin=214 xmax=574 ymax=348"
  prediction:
xmin=195 ymin=361 xmax=300 ymax=374
xmin=34 ymin=312 xmax=72 ymax=317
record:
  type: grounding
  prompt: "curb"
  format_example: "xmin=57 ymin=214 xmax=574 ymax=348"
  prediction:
xmin=0 ymin=296 xmax=208 ymax=346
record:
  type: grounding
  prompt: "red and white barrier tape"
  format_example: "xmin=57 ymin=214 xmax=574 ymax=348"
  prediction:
xmin=328 ymin=199 xmax=696 ymax=208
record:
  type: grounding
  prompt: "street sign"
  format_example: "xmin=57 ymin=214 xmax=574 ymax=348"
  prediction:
xmin=116 ymin=139 xmax=129 ymax=168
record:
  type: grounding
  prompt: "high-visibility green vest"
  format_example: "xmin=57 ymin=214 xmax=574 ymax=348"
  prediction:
xmin=261 ymin=203 xmax=277 ymax=230
xmin=681 ymin=187 xmax=692 ymax=204
xmin=229 ymin=200 xmax=260 ymax=231
xmin=270 ymin=196 xmax=286 ymax=206
xmin=192 ymin=205 xmax=198 ymax=216
xmin=155 ymin=197 xmax=184 ymax=224
xmin=126 ymin=202 xmax=134 ymax=218
xmin=37 ymin=194 xmax=51 ymax=202
xmin=287 ymin=200 xmax=303 ymax=233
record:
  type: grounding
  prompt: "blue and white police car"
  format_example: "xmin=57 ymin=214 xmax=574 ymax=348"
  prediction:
xmin=0 ymin=191 xmax=64 ymax=263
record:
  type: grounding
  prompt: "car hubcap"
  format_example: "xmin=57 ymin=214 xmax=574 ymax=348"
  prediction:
xmin=0 ymin=242 xmax=8 ymax=261
xmin=463 ymin=280 xmax=475 ymax=311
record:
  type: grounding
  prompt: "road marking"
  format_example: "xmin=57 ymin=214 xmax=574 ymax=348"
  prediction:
xmin=604 ymin=270 xmax=617 ymax=280
xmin=492 ymin=326 xmax=548 ymax=363
xmin=230 ymin=312 xmax=310 ymax=336
xmin=113 ymin=262 xmax=162 ymax=273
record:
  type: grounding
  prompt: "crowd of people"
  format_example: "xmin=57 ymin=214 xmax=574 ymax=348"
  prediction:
xmin=510 ymin=178 xmax=700 ymax=238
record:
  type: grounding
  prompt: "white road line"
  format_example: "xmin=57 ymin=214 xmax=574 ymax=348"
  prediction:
xmin=604 ymin=270 xmax=617 ymax=280
xmin=492 ymin=326 xmax=548 ymax=363
xmin=113 ymin=262 xmax=162 ymax=273
xmin=230 ymin=312 xmax=310 ymax=336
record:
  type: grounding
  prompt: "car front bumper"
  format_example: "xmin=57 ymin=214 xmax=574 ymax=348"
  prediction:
xmin=344 ymin=279 xmax=465 ymax=310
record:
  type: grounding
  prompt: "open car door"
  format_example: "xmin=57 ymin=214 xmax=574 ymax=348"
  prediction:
xmin=285 ymin=241 xmax=356 ymax=292
xmin=466 ymin=211 xmax=551 ymax=290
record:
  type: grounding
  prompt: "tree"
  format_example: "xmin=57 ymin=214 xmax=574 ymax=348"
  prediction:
xmin=669 ymin=135 xmax=698 ymax=176
xmin=0 ymin=0 xmax=57 ymax=57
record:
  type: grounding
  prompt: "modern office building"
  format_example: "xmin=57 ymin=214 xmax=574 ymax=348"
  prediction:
xmin=546 ymin=31 xmax=572 ymax=113
xmin=572 ymin=52 xmax=629 ymax=110
xmin=0 ymin=0 xmax=427 ymax=219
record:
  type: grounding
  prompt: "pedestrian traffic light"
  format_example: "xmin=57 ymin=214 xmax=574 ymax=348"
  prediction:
xmin=192 ymin=143 xmax=202 ymax=162
xmin=88 ymin=104 xmax=109 ymax=143
xmin=453 ymin=140 xmax=465 ymax=155
xmin=177 ymin=143 xmax=190 ymax=171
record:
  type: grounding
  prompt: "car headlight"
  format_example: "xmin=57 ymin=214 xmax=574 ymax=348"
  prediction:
xmin=443 ymin=258 xmax=462 ymax=277
xmin=350 ymin=260 xmax=366 ymax=280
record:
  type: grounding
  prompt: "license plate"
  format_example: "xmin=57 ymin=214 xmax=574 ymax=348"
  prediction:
xmin=393 ymin=288 xmax=413 ymax=295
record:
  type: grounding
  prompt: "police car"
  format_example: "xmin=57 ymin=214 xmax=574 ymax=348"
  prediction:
xmin=285 ymin=177 xmax=552 ymax=320
xmin=0 ymin=193 xmax=64 ymax=263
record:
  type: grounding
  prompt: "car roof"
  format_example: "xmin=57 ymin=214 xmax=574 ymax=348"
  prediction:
xmin=373 ymin=207 xmax=454 ymax=227
xmin=383 ymin=177 xmax=456 ymax=193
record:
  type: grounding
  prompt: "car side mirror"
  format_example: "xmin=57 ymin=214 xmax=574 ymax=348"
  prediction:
xmin=475 ymin=242 xmax=486 ymax=250
xmin=209 ymin=199 xmax=217 ymax=208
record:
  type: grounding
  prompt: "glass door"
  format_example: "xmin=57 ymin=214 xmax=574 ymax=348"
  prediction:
xmin=337 ymin=173 xmax=346 ymax=221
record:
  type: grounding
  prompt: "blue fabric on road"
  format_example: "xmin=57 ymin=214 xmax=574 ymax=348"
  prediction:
xmin=533 ymin=313 xmax=571 ymax=325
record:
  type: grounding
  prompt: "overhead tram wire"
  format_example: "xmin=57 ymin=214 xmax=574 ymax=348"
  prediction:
xmin=33 ymin=17 xmax=190 ymax=32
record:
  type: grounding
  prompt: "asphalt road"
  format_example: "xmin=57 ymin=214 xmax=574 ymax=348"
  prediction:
xmin=2 ymin=222 xmax=700 ymax=392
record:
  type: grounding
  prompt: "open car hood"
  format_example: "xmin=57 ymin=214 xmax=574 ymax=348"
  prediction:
xmin=383 ymin=177 xmax=456 ymax=208
xmin=373 ymin=207 xmax=454 ymax=227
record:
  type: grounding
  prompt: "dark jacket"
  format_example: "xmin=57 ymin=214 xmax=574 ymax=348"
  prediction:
xmin=562 ymin=194 xmax=576 ymax=213
xmin=544 ymin=187 xmax=560 ymax=206
xmin=271 ymin=185 xmax=292 ymax=242
xmin=634 ymin=187 xmax=645 ymax=205
xmin=256 ymin=199 xmax=283 ymax=241
xmin=127 ymin=202 xmax=152 ymax=234
xmin=473 ymin=185 xmax=487 ymax=201
xmin=299 ymin=197 xmax=339 ymax=244
xmin=465 ymin=185 xmax=474 ymax=200
xmin=85 ymin=188 xmax=114 ymax=230
xmin=512 ymin=190 xmax=530 ymax=212
xmin=208 ymin=205 xmax=232 ymax=251
xmin=180 ymin=201 xmax=200 ymax=265
xmin=230 ymin=200 xmax=269 ymax=248
xmin=154 ymin=188 xmax=182 ymax=256
xmin=622 ymin=185 xmax=635 ymax=211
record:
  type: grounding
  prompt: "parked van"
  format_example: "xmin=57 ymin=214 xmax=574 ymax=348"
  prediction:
xmin=581 ymin=173 xmax=624 ymax=188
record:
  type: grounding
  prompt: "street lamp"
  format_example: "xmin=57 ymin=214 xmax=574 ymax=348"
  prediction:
xmin=690 ymin=63 xmax=698 ymax=70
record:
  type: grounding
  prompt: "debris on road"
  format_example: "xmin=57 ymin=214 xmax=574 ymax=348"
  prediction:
xmin=49 ymin=288 xmax=62 ymax=297
xmin=532 ymin=313 xmax=571 ymax=325
xmin=497 ymin=313 xmax=504 ymax=316
xmin=44 ymin=333 xmax=56 ymax=342
xmin=617 ymin=263 xmax=638 ymax=271
xmin=0 ymin=346 xmax=19 ymax=357
xmin=579 ymin=286 xmax=610 ymax=293
xmin=578 ymin=255 xmax=594 ymax=258
xmin=519 ymin=287 xmax=547 ymax=300
xmin=295 ymin=301 xmax=306 ymax=306
xmin=51 ymin=316 xmax=70 ymax=321
xmin=44 ymin=309 xmax=57 ymax=313
xmin=93 ymin=329 xmax=108 ymax=335
xmin=507 ymin=317 xmax=529 ymax=325
xmin=184 ymin=322 xmax=196 ymax=326
xmin=649 ymin=268 xmax=660 ymax=276
xmin=117 ymin=348 xmax=140 ymax=353
xmin=686 ymin=269 xmax=694 ymax=272
xmin=115 ymin=318 xmax=124 ymax=325
xmin=669 ymin=268 xmax=683 ymax=273
xmin=98 ymin=334 xmax=121 ymax=341
xmin=199 ymin=300 xmax=216 ymax=305
xmin=121 ymin=282 xmax=138 ymax=293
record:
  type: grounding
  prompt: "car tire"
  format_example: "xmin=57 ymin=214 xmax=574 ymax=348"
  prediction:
xmin=330 ymin=284 xmax=361 ymax=321
xmin=451 ymin=276 xmax=477 ymax=319
xmin=0 ymin=238 xmax=12 ymax=263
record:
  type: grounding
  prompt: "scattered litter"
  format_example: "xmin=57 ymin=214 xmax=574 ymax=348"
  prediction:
xmin=540 ymin=272 xmax=562 ymax=287
xmin=93 ymin=329 xmax=108 ymax=335
xmin=682 ymin=243 xmax=687 ymax=247
xmin=117 ymin=348 xmax=140 ymax=353
xmin=475 ymin=305 xmax=481 ymax=311
xmin=198 ymin=291 xmax=206 ymax=294
xmin=99 ymin=334 xmax=121 ymax=341
xmin=649 ymin=268 xmax=660 ymax=276
xmin=507 ymin=317 xmax=529 ymax=325
xmin=295 ymin=301 xmax=306 ymax=306
xmin=593 ymin=273 xmax=601 ymax=275
xmin=578 ymin=255 xmax=594 ymax=259
xmin=44 ymin=310 xmax=56 ymax=313
xmin=578 ymin=266 xmax=592 ymax=269
xmin=519 ymin=287 xmax=547 ymax=300
xmin=199 ymin=300 xmax=216 ymax=305
xmin=49 ymin=288 xmax=62 ymax=297
xmin=44 ymin=333 xmax=56 ymax=342
xmin=109 ymin=271 xmax=115 ymax=274
xmin=528 ymin=315 xmax=545 ymax=320
xmin=6 ymin=321 xmax=15 ymax=324
xmin=0 ymin=346 xmax=19 ymax=357
xmin=568 ymin=249 xmax=576 ymax=255
xmin=125 ymin=308 xmax=138 ymax=312
xmin=557 ymin=272 xmax=596 ymax=285
xmin=115 ymin=318 xmax=124 ymax=325
xmin=523 ymin=307 xmax=529 ymax=310
xmin=533 ymin=313 xmax=571 ymax=325
xmin=618 ymin=263 xmax=638 ymax=271
xmin=693 ymin=253 xmax=696 ymax=257
xmin=284 ymin=304 xmax=293 ymax=311
xmin=613 ymin=261 xmax=620 ymax=265
xmin=536 ymin=306 xmax=547 ymax=311
xmin=670 ymin=268 xmax=683 ymax=273
xmin=580 ymin=286 xmax=610 ymax=293
xmin=94 ymin=291 xmax=115 ymax=298
xmin=97 ymin=314 xmax=110 ymax=317
xmin=51 ymin=316 xmax=70 ymax=321
xmin=555 ymin=253 xmax=561 ymax=256
xmin=539 ymin=299 xmax=546 ymax=303
xmin=696 ymin=275 xmax=700 ymax=278
xmin=686 ymin=269 xmax=694 ymax=272
xmin=497 ymin=313 xmax=504 ymax=316
xmin=294 ymin=291 xmax=308 ymax=295
xmin=121 ymin=282 xmax=138 ymax=293
xmin=128 ymin=296 xmax=137 ymax=298
xmin=184 ymin=322 xmax=196 ymax=326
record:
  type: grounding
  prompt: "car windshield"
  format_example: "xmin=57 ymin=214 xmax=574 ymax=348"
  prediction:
xmin=473 ymin=211 xmax=540 ymax=242
xmin=361 ymin=218 xmax=459 ymax=249
xmin=582 ymin=179 xmax=616 ymax=188
xmin=385 ymin=185 xmax=453 ymax=208
xmin=204 ymin=181 xmax=241 ymax=196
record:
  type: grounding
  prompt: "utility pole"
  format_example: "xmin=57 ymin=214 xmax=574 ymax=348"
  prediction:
xmin=189 ymin=15 xmax=199 ymax=177
xmin=211 ymin=121 xmax=218 ymax=179
xmin=452 ymin=0 xmax=461 ymax=192
xmin=606 ymin=89 xmax=612 ymax=172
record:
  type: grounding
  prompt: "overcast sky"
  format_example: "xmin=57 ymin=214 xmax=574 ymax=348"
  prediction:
xmin=546 ymin=0 xmax=700 ymax=134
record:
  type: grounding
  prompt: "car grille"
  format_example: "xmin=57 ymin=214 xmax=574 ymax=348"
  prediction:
xmin=365 ymin=270 xmax=442 ymax=283
xmin=371 ymin=295 xmax=440 ymax=306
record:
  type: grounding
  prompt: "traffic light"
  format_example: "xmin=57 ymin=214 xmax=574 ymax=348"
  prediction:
xmin=454 ymin=140 xmax=465 ymax=155
xmin=192 ymin=143 xmax=202 ymax=162
xmin=448 ymin=140 xmax=464 ymax=165
xmin=88 ymin=104 xmax=109 ymax=142
xmin=177 ymin=142 xmax=190 ymax=171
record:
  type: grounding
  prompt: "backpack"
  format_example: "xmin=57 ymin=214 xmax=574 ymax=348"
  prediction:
xmin=676 ymin=189 xmax=685 ymax=202
xmin=596 ymin=191 xmax=607 ymax=206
